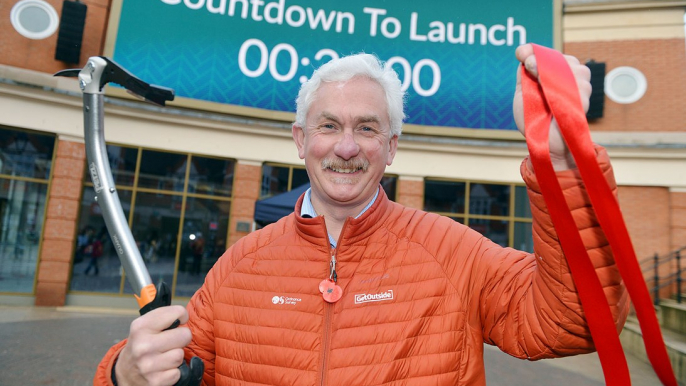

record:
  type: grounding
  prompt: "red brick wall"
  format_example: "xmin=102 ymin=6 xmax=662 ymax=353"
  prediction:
xmin=618 ymin=186 xmax=672 ymax=259
xmin=0 ymin=0 xmax=110 ymax=73
xmin=566 ymin=37 xmax=686 ymax=300
xmin=564 ymin=39 xmax=686 ymax=132
xmin=672 ymin=191 xmax=686 ymax=252
xmin=617 ymin=186 xmax=673 ymax=299
xmin=228 ymin=163 xmax=261 ymax=247
xmin=397 ymin=178 xmax=423 ymax=210
xmin=35 ymin=139 xmax=85 ymax=306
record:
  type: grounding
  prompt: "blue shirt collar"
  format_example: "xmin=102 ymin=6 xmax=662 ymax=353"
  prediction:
xmin=300 ymin=186 xmax=380 ymax=247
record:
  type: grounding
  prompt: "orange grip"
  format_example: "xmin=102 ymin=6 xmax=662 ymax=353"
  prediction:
xmin=135 ymin=283 xmax=157 ymax=308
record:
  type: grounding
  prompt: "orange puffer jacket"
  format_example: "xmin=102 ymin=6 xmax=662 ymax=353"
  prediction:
xmin=95 ymin=149 xmax=629 ymax=386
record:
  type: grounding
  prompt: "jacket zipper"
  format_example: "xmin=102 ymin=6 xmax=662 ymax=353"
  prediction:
xmin=320 ymin=296 xmax=334 ymax=386
xmin=319 ymin=248 xmax=337 ymax=386
xmin=319 ymin=219 xmax=349 ymax=386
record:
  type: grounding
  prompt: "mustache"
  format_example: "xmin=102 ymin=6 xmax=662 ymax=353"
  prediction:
xmin=321 ymin=158 xmax=369 ymax=172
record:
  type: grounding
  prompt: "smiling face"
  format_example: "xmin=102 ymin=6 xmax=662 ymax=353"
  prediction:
xmin=292 ymin=76 xmax=398 ymax=212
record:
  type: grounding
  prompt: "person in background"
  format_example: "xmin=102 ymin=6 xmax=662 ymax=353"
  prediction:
xmin=190 ymin=232 xmax=205 ymax=276
xmin=84 ymin=229 xmax=105 ymax=276
xmin=75 ymin=225 xmax=94 ymax=264
xmin=145 ymin=232 xmax=159 ymax=264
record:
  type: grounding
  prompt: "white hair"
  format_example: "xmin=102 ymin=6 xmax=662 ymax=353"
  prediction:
xmin=294 ymin=53 xmax=406 ymax=137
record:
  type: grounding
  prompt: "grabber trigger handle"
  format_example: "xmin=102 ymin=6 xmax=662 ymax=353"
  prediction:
xmin=138 ymin=282 xmax=205 ymax=386
xmin=138 ymin=282 xmax=171 ymax=316
xmin=98 ymin=57 xmax=175 ymax=106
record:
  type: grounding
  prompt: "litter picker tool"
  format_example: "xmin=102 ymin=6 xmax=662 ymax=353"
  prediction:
xmin=55 ymin=57 xmax=204 ymax=386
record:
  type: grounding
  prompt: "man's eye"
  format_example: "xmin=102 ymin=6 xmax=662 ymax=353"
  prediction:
xmin=322 ymin=124 xmax=336 ymax=130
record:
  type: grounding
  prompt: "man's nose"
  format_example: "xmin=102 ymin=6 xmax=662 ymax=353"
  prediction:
xmin=333 ymin=132 xmax=360 ymax=160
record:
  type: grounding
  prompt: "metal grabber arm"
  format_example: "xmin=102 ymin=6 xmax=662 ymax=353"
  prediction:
xmin=55 ymin=57 xmax=203 ymax=386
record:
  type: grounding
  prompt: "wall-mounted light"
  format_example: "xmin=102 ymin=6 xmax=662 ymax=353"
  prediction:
xmin=55 ymin=0 xmax=88 ymax=64
xmin=604 ymin=66 xmax=647 ymax=104
xmin=10 ymin=0 xmax=59 ymax=40
xmin=585 ymin=60 xmax=606 ymax=120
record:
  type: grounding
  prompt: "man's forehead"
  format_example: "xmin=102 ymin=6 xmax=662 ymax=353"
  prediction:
xmin=320 ymin=76 xmax=382 ymax=90
xmin=317 ymin=111 xmax=382 ymax=124
xmin=306 ymin=79 xmax=390 ymax=126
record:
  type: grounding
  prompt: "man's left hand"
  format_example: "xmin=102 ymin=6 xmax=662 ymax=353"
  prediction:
xmin=513 ymin=44 xmax=592 ymax=171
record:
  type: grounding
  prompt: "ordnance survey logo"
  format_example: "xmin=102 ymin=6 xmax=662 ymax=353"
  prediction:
xmin=271 ymin=295 xmax=301 ymax=305
xmin=354 ymin=290 xmax=394 ymax=304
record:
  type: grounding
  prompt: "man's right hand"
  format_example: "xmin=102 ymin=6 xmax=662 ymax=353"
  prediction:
xmin=115 ymin=305 xmax=192 ymax=386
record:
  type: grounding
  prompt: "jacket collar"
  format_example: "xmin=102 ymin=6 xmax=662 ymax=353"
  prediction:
xmin=293 ymin=185 xmax=392 ymax=256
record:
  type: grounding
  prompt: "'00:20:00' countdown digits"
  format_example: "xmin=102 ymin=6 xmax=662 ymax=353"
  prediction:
xmin=238 ymin=38 xmax=442 ymax=97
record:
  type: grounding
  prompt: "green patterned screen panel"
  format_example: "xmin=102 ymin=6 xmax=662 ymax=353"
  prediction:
xmin=110 ymin=0 xmax=555 ymax=131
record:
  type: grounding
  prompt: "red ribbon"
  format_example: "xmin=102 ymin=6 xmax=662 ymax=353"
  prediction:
xmin=522 ymin=44 xmax=677 ymax=386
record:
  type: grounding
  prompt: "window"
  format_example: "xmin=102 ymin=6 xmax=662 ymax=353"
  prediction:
xmin=70 ymin=144 xmax=236 ymax=299
xmin=0 ymin=127 xmax=56 ymax=293
xmin=424 ymin=179 xmax=533 ymax=251
xmin=380 ymin=175 xmax=398 ymax=201
xmin=261 ymin=163 xmax=309 ymax=199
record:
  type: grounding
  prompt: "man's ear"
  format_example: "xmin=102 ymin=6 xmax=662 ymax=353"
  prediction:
xmin=292 ymin=124 xmax=306 ymax=159
xmin=386 ymin=134 xmax=399 ymax=166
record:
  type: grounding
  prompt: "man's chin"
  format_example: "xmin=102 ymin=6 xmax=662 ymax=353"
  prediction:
xmin=320 ymin=183 xmax=367 ymax=203
xmin=331 ymin=177 xmax=357 ymax=185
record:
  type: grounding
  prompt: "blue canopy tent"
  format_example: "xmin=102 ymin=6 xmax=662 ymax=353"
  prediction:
xmin=254 ymin=183 xmax=310 ymax=227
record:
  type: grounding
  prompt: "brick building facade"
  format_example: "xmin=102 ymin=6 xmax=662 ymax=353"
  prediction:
xmin=563 ymin=1 xmax=686 ymax=298
xmin=0 ymin=0 xmax=684 ymax=308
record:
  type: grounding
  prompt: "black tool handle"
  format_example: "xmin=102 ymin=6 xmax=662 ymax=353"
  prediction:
xmin=53 ymin=59 xmax=174 ymax=106
xmin=98 ymin=57 xmax=174 ymax=106
xmin=139 ymin=282 xmax=204 ymax=386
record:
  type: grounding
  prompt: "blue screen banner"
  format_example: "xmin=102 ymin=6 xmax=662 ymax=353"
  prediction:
xmin=107 ymin=0 xmax=559 ymax=134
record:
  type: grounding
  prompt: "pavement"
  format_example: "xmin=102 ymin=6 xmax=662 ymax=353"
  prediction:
xmin=0 ymin=305 xmax=663 ymax=386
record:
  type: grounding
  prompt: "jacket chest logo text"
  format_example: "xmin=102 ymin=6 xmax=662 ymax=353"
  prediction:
xmin=272 ymin=295 xmax=302 ymax=305
xmin=354 ymin=290 xmax=394 ymax=304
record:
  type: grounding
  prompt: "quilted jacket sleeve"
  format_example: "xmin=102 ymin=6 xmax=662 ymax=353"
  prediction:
xmin=92 ymin=242 xmax=242 ymax=386
xmin=183 ymin=254 xmax=220 ymax=386
xmin=474 ymin=146 xmax=630 ymax=360
xmin=182 ymin=238 xmax=247 ymax=386
xmin=93 ymin=339 xmax=127 ymax=385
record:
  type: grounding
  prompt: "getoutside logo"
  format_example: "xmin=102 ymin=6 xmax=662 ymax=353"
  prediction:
xmin=354 ymin=290 xmax=394 ymax=304
xmin=271 ymin=295 xmax=301 ymax=305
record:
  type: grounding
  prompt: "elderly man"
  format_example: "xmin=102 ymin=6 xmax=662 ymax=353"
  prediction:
xmin=96 ymin=44 xmax=628 ymax=386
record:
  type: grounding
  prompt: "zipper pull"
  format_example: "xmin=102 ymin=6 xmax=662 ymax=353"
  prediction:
xmin=329 ymin=250 xmax=337 ymax=283
xmin=319 ymin=249 xmax=342 ymax=303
